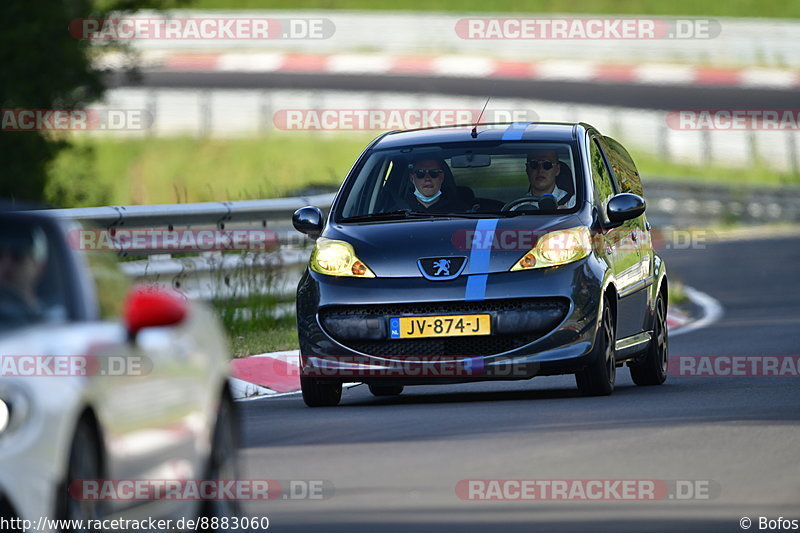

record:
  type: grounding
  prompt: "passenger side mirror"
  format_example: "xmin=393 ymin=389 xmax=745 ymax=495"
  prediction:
xmin=607 ymin=193 xmax=646 ymax=223
xmin=292 ymin=206 xmax=324 ymax=237
xmin=124 ymin=286 xmax=187 ymax=340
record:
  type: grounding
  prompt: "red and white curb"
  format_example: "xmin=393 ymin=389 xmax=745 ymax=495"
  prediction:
xmin=229 ymin=350 xmax=301 ymax=400
xmin=229 ymin=286 xmax=722 ymax=400
xmin=104 ymin=51 xmax=800 ymax=90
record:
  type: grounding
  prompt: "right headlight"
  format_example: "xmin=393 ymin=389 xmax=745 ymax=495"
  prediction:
xmin=310 ymin=238 xmax=376 ymax=278
xmin=510 ymin=227 xmax=592 ymax=271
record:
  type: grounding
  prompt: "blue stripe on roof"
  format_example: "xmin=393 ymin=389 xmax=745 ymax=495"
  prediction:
xmin=501 ymin=122 xmax=531 ymax=141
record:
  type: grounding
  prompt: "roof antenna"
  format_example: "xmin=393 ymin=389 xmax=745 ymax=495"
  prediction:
xmin=471 ymin=97 xmax=491 ymax=138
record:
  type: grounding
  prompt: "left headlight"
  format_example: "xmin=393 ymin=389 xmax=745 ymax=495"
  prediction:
xmin=310 ymin=238 xmax=376 ymax=278
xmin=0 ymin=382 xmax=32 ymax=439
xmin=511 ymin=227 xmax=592 ymax=271
xmin=0 ymin=399 xmax=8 ymax=434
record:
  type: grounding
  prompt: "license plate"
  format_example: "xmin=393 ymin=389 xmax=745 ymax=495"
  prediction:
xmin=389 ymin=314 xmax=491 ymax=339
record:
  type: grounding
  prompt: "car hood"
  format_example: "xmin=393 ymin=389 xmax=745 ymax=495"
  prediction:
xmin=323 ymin=214 xmax=588 ymax=278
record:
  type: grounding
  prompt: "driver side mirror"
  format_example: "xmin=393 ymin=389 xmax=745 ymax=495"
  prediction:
xmin=606 ymin=193 xmax=646 ymax=223
xmin=292 ymin=206 xmax=324 ymax=237
xmin=124 ymin=286 xmax=187 ymax=340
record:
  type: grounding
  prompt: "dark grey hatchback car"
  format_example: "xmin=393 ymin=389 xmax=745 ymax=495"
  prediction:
xmin=293 ymin=122 xmax=669 ymax=407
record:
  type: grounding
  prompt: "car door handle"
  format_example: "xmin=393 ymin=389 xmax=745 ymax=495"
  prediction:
xmin=631 ymin=231 xmax=638 ymax=242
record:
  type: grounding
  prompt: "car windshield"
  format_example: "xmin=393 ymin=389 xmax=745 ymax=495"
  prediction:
xmin=336 ymin=141 xmax=581 ymax=221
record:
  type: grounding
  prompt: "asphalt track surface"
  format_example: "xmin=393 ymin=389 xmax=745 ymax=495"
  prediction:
xmin=108 ymin=70 xmax=800 ymax=109
xmin=236 ymin=235 xmax=800 ymax=532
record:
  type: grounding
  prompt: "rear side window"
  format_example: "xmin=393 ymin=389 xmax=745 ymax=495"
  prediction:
xmin=590 ymin=138 xmax=617 ymax=206
xmin=602 ymin=136 xmax=644 ymax=196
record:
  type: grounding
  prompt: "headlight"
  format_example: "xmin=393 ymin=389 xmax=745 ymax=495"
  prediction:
xmin=0 ymin=383 xmax=32 ymax=439
xmin=0 ymin=400 xmax=8 ymax=433
xmin=310 ymin=238 xmax=375 ymax=278
xmin=510 ymin=227 xmax=592 ymax=271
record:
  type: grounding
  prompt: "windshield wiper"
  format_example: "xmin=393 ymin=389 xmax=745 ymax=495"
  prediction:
xmin=344 ymin=210 xmax=497 ymax=222
xmin=490 ymin=210 xmax=559 ymax=218
xmin=418 ymin=212 xmax=497 ymax=219
xmin=342 ymin=210 xmax=421 ymax=222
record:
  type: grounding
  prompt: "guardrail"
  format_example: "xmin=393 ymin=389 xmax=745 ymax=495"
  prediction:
xmin=91 ymin=89 xmax=800 ymax=175
xmin=42 ymin=182 xmax=800 ymax=300
xmin=44 ymin=193 xmax=335 ymax=300
xmin=45 ymin=193 xmax=336 ymax=232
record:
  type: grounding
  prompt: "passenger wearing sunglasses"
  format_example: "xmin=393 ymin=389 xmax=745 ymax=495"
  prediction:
xmin=522 ymin=150 xmax=575 ymax=209
xmin=405 ymin=159 xmax=468 ymax=212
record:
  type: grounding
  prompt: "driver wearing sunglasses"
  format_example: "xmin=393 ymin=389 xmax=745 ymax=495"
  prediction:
xmin=406 ymin=159 xmax=468 ymax=212
xmin=524 ymin=149 xmax=575 ymax=209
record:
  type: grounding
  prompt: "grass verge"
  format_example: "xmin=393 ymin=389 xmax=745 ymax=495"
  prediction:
xmin=229 ymin=315 xmax=299 ymax=357
xmin=49 ymin=133 xmax=798 ymax=207
xmin=48 ymin=134 xmax=374 ymax=207
xmin=632 ymin=151 xmax=800 ymax=188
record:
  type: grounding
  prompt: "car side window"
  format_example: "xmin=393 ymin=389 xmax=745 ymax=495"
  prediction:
xmin=590 ymin=138 xmax=617 ymax=205
xmin=602 ymin=136 xmax=644 ymax=197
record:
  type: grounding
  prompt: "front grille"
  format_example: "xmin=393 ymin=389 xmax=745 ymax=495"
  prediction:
xmin=319 ymin=298 xmax=569 ymax=357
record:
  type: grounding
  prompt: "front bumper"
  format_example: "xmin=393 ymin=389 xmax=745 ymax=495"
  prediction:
xmin=0 ymin=413 xmax=68 ymax=532
xmin=296 ymin=257 xmax=605 ymax=385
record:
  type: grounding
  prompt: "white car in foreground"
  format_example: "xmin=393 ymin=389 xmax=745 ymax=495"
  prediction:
xmin=0 ymin=210 xmax=239 ymax=532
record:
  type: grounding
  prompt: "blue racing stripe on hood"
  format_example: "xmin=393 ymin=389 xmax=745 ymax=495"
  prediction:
xmin=465 ymin=218 xmax=499 ymax=301
xmin=501 ymin=122 xmax=531 ymax=141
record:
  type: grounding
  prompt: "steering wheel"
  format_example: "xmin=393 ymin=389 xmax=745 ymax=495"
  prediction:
xmin=501 ymin=197 xmax=543 ymax=212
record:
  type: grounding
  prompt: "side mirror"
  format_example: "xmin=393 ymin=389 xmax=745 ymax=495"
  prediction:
xmin=124 ymin=286 xmax=187 ymax=339
xmin=607 ymin=193 xmax=646 ymax=223
xmin=292 ymin=206 xmax=324 ymax=237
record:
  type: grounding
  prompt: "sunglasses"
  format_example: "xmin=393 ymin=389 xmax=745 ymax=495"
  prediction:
xmin=527 ymin=160 xmax=556 ymax=170
xmin=413 ymin=169 xmax=444 ymax=179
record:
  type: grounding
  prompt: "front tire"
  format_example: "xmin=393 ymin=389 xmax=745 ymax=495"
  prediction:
xmin=202 ymin=393 xmax=241 ymax=519
xmin=630 ymin=295 xmax=669 ymax=386
xmin=301 ymin=376 xmax=342 ymax=407
xmin=575 ymin=299 xmax=616 ymax=396
xmin=60 ymin=418 xmax=103 ymax=532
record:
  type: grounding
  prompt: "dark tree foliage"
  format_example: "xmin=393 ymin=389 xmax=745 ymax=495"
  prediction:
xmin=0 ymin=0 xmax=187 ymax=205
